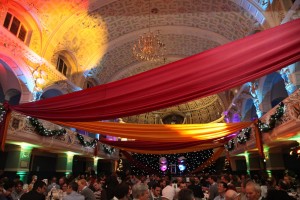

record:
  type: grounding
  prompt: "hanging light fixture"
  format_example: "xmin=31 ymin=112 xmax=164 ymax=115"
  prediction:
xmin=132 ymin=0 xmax=166 ymax=62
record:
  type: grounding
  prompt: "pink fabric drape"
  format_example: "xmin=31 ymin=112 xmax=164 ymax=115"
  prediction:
xmin=9 ymin=19 xmax=300 ymax=121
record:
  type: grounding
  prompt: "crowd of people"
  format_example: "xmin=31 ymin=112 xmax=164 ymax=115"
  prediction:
xmin=0 ymin=170 xmax=299 ymax=200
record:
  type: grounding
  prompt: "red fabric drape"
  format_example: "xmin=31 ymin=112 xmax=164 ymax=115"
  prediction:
xmin=100 ymin=136 xmax=232 ymax=154
xmin=9 ymin=19 xmax=300 ymax=122
xmin=254 ymin=120 xmax=265 ymax=158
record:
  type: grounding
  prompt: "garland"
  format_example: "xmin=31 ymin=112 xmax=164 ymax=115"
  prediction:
xmin=224 ymin=139 xmax=235 ymax=151
xmin=226 ymin=102 xmax=285 ymax=151
xmin=29 ymin=117 xmax=66 ymax=137
xmin=103 ymin=144 xmax=115 ymax=155
xmin=237 ymin=127 xmax=251 ymax=144
xmin=257 ymin=102 xmax=285 ymax=133
xmin=29 ymin=117 xmax=98 ymax=148
xmin=0 ymin=104 xmax=6 ymax=123
xmin=76 ymin=133 xmax=98 ymax=148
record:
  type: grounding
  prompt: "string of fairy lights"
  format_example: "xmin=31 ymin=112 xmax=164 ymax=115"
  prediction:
xmin=130 ymin=150 xmax=216 ymax=175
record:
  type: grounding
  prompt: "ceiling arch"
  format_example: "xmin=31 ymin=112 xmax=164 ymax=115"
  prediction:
xmin=8 ymin=0 xmax=273 ymax=124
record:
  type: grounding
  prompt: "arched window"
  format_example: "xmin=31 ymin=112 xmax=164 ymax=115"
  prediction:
xmin=56 ymin=56 xmax=68 ymax=76
xmin=3 ymin=12 xmax=28 ymax=42
xmin=162 ymin=114 xmax=184 ymax=124
xmin=86 ymin=81 xmax=93 ymax=88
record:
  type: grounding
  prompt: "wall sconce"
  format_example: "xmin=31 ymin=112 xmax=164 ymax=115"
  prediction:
xmin=31 ymin=65 xmax=47 ymax=101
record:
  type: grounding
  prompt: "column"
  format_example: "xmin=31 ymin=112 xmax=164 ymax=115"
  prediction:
xmin=86 ymin=157 xmax=95 ymax=174
xmin=247 ymin=152 xmax=265 ymax=175
xmin=265 ymin=148 xmax=285 ymax=177
xmin=93 ymin=157 xmax=99 ymax=174
xmin=5 ymin=144 xmax=33 ymax=183
xmin=230 ymin=156 xmax=247 ymax=172
xmin=56 ymin=152 xmax=74 ymax=176
xmin=185 ymin=112 xmax=191 ymax=124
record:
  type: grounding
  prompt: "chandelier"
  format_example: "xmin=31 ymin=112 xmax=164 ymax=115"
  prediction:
xmin=132 ymin=1 xmax=166 ymax=62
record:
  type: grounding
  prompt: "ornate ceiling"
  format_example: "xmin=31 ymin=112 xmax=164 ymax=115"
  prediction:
xmin=5 ymin=0 xmax=274 ymax=123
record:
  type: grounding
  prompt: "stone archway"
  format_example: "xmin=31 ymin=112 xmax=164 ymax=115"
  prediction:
xmin=261 ymin=72 xmax=288 ymax=114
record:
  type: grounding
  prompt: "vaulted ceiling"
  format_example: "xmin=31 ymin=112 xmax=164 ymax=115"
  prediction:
xmin=7 ymin=0 xmax=278 ymax=123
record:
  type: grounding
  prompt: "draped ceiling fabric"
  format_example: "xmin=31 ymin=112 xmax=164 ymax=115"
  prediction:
xmin=54 ymin=121 xmax=251 ymax=142
xmin=1 ymin=19 xmax=300 ymax=151
xmin=7 ymin=18 xmax=300 ymax=122
xmin=100 ymin=139 xmax=225 ymax=154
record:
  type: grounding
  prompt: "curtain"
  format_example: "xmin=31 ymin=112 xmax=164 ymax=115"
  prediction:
xmin=190 ymin=147 xmax=225 ymax=174
xmin=8 ymin=18 xmax=300 ymax=122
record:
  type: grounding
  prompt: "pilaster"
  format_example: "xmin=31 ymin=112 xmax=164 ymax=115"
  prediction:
xmin=4 ymin=144 xmax=33 ymax=183
xmin=56 ymin=153 xmax=74 ymax=176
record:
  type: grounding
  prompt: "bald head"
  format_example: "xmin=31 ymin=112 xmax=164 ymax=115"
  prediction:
xmin=225 ymin=189 xmax=240 ymax=200
xmin=245 ymin=182 xmax=261 ymax=200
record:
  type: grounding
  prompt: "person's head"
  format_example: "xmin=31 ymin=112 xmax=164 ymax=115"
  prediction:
xmin=225 ymin=189 xmax=240 ymax=200
xmin=221 ymin=175 xmax=230 ymax=183
xmin=194 ymin=177 xmax=200 ymax=184
xmin=177 ymin=177 xmax=183 ymax=184
xmin=151 ymin=183 xmax=161 ymax=197
xmin=77 ymin=179 xmax=87 ymax=191
xmin=3 ymin=181 xmax=14 ymax=196
xmin=160 ymin=180 xmax=167 ymax=188
xmin=207 ymin=175 xmax=217 ymax=184
xmin=67 ymin=182 xmax=78 ymax=194
xmin=132 ymin=183 xmax=149 ymax=200
xmin=62 ymin=182 xmax=68 ymax=192
xmin=114 ymin=182 xmax=130 ymax=199
xmin=283 ymin=175 xmax=291 ymax=184
xmin=13 ymin=175 xmax=21 ymax=182
xmin=58 ymin=177 xmax=65 ymax=186
xmin=178 ymin=188 xmax=194 ymax=200
xmin=33 ymin=180 xmax=46 ymax=194
xmin=245 ymin=182 xmax=261 ymax=200
xmin=93 ymin=181 xmax=102 ymax=191
xmin=266 ymin=189 xmax=292 ymax=200
xmin=14 ymin=181 xmax=24 ymax=193
xmin=179 ymin=182 xmax=187 ymax=190
xmin=31 ymin=175 xmax=37 ymax=183
xmin=218 ymin=181 xmax=228 ymax=195
xmin=51 ymin=177 xmax=57 ymax=183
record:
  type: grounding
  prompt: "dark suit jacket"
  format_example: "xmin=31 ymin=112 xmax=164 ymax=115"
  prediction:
xmin=81 ymin=187 xmax=96 ymax=200
xmin=20 ymin=190 xmax=45 ymax=200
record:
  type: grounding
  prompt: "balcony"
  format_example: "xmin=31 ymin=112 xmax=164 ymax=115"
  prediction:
xmin=6 ymin=112 xmax=119 ymax=159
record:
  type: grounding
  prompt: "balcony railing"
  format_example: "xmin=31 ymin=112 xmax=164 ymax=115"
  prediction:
xmin=229 ymin=88 xmax=300 ymax=155
xmin=6 ymin=111 xmax=119 ymax=159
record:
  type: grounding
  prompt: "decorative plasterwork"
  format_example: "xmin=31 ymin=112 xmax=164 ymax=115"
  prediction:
xmin=122 ymin=95 xmax=225 ymax=124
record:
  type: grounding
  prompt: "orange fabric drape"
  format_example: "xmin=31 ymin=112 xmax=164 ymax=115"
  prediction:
xmin=53 ymin=121 xmax=251 ymax=142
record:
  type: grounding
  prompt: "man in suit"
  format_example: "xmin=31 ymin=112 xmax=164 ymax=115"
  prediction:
xmin=149 ymin=183 xmax=162 ymax=200
xmin=63 ymin=182 xmax=84 ymax=200
xmin=78 ymin=179 xmax=96 ymax=200
xmin=188 ymin=177 xmax=204 ymax=200
xmin=207 ymin=175 xmax=218 ymax=200
xmin=245 ymin=182 xmax=262 ymax=200
xmin=132 ymin=183 xmax=149 ymax=200
xmin=20 ymin=180 xmax=46 ymax=200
